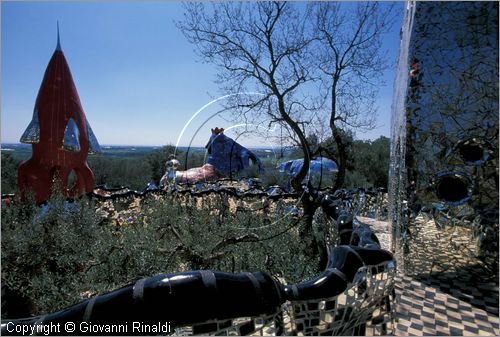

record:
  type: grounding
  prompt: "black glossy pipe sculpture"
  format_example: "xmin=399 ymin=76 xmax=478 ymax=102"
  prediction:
xmin=283 ymin=246 xmax=393 ymax=301
xmin=1 ymin=271 xmax=282 ymax=336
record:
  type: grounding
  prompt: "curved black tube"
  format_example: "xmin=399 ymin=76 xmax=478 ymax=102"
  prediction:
xmin=1 ymin=271 xmax=282 ymax=335
xmin=279 ymin=187 xmax=393 ymax=303
xmin=336 ymin=212 xmax=354 ymax=245
xmin=351 ymin=220 xmax=382 ymax=249
xmin=283 ymin=245 xmax=393 ymax=301
xmin=321 ymin=197 xmax=344 ymax=219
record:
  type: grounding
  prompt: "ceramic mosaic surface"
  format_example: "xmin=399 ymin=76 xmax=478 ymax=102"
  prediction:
xmin=389 ymin=0 xmax=498 ymax=280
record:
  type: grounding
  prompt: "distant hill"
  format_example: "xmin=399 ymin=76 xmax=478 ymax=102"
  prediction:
xmin=1 ymin=143 xmax=285 ymax=162
xmin=1 ymin=144 xmax=159 ymax=160
xmin=1 ymin=143 xmax=173 ymax=161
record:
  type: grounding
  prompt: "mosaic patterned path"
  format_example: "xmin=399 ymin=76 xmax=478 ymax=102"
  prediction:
xmin=394 ymin=273 xmax=499 ymax=336
xmin=360 ymin=216 xmax=499 ymax=336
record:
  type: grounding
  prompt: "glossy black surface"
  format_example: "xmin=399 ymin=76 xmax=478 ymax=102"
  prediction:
xmin=389 ymin=1 xmax=498 ymax=277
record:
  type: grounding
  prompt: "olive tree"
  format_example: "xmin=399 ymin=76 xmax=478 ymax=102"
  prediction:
xmin=177 ymin=2 xmax=316 ymax=190
xmin=177 ymin=1 xmax=397 ymax=269
xmin=311 ymin=1 xmax=396 ymax=190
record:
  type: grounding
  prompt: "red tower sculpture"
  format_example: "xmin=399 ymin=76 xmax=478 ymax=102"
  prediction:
xmin=18 ymin=27 xmax=101 ymax=203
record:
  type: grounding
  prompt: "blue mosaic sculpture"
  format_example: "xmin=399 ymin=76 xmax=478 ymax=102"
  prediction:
xmin=206 ymin=128 xmax=262 ymax=177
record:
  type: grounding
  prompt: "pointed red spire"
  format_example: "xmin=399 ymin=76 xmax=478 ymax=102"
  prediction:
xmin=56 ymin=21 xmax=61 ymax=51
xmin=18 ymin=26 xmax=100 ymax=203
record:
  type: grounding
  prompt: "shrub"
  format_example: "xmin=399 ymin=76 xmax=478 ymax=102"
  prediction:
xmin=1 ymin=153 xmax=20 ymax=194
xmin=2 ymin=190 xmax=319 ymax=318
xmin=2 ymin=190 xmax=104 ymax=316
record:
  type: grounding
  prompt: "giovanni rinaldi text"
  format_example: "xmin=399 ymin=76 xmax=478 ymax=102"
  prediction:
xmin=4 ymin=321 xmax=172 ymax=335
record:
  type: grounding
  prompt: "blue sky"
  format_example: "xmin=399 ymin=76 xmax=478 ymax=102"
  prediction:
xmin=2 ymin=1 xmax=403 ymax=147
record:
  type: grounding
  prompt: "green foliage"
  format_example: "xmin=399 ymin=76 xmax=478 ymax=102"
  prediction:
xmin=345 ymin=136 xmax=390 ymax=188
xmin=2 ymin=145 xmax=188 ymax=193
xmin=176 ymin=150 xmax=206 ymax=171
xmin=235 ymin=157 xmax=290 ymax=187
xmin=145 ymin=195 xmax=319 ymax=282
xmin=145 ymin=145 xmax=176 ymax=184
xmin=88 ymin=156 xmax=151 ymax=190
xmin=271 ymin=135 xmax=390 ymax=190
xmin=2 ymin=190 xmax=319 ymax=318
xmin=258 ymin=168 xmax=291 ymax=188
xmin=1 ymin=153 xmax=20 ymax=194
xmin=2 ymin=137 xmax=389 ymax=194
xmin=2 ymin=189 xmax=103 ymax=316
xmin=318 ymin=135 xmax=389 ymax=189
xmin=344 ymin=170 xmax=370 ymax=188
xmin=88 ymin=145 xmax=180 ymax=189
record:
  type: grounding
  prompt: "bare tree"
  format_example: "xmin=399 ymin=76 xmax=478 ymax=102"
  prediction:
xmin=177 ymin=2 xmax=315 ymax=191
xmin=312 ymin=2 xmax=397 ymax=190
xmin=177 ymin=1 xmax=397 ymax=269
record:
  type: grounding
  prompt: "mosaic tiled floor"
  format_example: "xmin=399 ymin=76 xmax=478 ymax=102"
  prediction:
xmin=394 ymin=273 xmax=499 ymax=336
xmin=360 ymin=216 xmax=499 ymax=336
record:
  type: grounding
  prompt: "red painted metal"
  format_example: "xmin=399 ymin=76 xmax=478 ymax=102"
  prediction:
xmin=17 ymin=41 xmax=95 ymax=203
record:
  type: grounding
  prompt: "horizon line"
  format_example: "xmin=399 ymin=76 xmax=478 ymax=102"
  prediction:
xmin=0 ymin=142 xmax=286 ymax=149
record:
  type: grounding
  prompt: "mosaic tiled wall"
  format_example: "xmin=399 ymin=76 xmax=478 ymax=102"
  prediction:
xmin=389 ymin=1 xmax=498 ymax=279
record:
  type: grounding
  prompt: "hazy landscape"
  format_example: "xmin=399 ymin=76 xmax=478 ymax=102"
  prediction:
xmin=1 ymin=143 xmax=281 ymax=161
xmin=1 ymin=137 xmax=390 ymax=195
